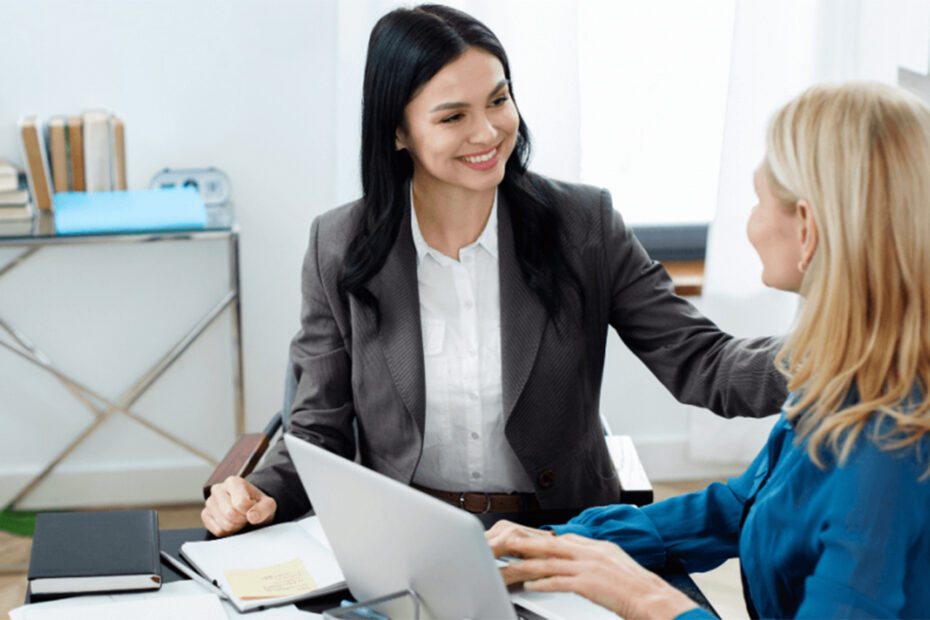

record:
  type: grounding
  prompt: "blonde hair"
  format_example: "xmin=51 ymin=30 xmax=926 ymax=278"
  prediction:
xmin=766 ymin=82 xmax=930 ymax=474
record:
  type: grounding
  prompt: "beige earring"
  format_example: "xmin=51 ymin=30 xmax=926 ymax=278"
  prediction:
xmin=797 ymin=258 xmax=809 ymax=274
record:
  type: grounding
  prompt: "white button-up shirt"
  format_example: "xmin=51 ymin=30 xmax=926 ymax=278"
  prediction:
xmin=409 ymin=191 xmax=534 ymax=493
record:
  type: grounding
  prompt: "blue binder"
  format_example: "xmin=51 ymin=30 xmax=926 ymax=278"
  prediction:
xmin=54 ymin=187 xmax=207 ymax=235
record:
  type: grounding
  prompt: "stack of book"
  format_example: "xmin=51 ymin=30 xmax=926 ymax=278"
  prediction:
xmin=0 ymin=159 xmax=30 ymax=219
xmin=18 ymin=110 xmax=127 ymax=213
xmin=0 ymin=159 xmax=32 ymax=235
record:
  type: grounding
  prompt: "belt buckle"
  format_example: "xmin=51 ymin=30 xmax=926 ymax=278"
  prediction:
xmin=459 ymin=491 xmax=492 ymax=514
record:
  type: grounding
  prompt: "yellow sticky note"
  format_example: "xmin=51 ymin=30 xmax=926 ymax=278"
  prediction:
xmin=224 ymin=558 xmax=317 ymax=600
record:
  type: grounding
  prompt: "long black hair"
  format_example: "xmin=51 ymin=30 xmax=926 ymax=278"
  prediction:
xmin=340 ymin=4 xmax=582 ymax=325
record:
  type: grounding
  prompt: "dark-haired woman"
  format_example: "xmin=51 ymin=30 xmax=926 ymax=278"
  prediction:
xmin=201 ymin=4 xmax=786 ymax=537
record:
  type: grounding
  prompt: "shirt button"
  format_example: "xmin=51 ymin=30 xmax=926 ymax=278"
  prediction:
xmin=471 ymin=432 xmax=480 ymax=440
xmin=464 ymin=300 xmax=474 ymax=310
xmin=472 ymin=471 xmax=481 ymax=479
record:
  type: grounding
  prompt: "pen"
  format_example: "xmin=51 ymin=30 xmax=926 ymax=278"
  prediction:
xmin=159 ymin=550 xmax=230 ymax=601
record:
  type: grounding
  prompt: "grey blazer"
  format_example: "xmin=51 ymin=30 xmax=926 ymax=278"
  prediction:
xmin=249 ymin=174 xmax=787 ymax=521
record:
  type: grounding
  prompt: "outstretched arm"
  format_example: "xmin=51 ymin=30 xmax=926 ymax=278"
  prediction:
xmin=600 ymin=190 xmax=787 ymax=418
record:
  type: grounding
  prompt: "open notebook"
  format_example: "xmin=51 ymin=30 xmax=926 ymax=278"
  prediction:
xmin=179 ymin=516 xmax=345 ymax=613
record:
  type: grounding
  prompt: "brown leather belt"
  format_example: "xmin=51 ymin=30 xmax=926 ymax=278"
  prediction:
xmin=412 ymin=484 xmax=540 ymax=513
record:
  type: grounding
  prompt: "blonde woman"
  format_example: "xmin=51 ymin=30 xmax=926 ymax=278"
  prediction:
xmin=488 ymin=82 xmax=930 ymax=619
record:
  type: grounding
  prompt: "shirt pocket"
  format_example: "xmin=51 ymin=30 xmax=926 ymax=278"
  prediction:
xmin=423 ymin=319 xmax=446 ymax=357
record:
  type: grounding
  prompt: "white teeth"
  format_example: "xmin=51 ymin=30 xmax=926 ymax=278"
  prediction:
xmin=462 ymin=148 xmax=497 ymax=163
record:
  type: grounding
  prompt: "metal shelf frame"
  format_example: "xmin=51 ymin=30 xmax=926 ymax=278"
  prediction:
xmin=0 ymin=209 xmax=244 ymax=509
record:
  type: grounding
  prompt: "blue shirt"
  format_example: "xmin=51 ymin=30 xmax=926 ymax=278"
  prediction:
xmin=550 ymin=413 xmax=930 ymax=618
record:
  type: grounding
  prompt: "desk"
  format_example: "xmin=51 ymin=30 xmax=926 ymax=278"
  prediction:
xmin=26 ymin=513 xmax=719 ymax=617
xmin=157 ymin=512 xmax=718 ymax=617
xmin=0 ymin=208 xmax=244 ymax=509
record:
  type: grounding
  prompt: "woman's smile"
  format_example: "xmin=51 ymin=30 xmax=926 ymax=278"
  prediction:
xmin=459 ymin=143 xmax=502 ymax=170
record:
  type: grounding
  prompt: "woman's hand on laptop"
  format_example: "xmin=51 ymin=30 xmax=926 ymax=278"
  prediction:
xmin=499 ymin=533 xmax=697 ymax=619
xmin=201 ymin=476 xmax=277 ymax=537
xmin=485 ymin=520 xmax=556 ymax=584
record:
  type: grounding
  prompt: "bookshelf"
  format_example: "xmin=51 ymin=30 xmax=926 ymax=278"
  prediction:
xmin=0 ymin=206 xmax=243 ymax=509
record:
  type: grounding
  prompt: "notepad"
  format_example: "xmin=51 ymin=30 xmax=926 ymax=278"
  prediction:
xmin=53 ymin=187 xmax=207 ymax=235
xmin=179 ymin=516 xmax=346 ymax=612
xmin=225 ymin=557 xmax=317 ymax=600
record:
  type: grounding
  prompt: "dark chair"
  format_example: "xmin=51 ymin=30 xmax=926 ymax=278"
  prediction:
xmin=204 ymin=367 xmax=653 ymax=505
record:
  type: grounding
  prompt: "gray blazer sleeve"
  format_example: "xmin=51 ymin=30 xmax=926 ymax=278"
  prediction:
xmin=600 ymin=189 xmax=787 ymax=417
xmin=247 ymin=216 xmax=356 ymax=521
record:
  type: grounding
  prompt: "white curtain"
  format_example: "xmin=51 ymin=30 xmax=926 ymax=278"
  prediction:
xmin=691 ymin=0 xmax=930 ymax=463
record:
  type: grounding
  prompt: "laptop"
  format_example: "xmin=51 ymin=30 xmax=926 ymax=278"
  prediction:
xmin=284 ymin=433 xmax=518 ymax=619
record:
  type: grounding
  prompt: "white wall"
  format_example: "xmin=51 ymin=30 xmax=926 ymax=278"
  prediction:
xmin=0 ymin=0 xmax=339 ymax=435
xmin=0 ymin=0 xmax=732 ymax=497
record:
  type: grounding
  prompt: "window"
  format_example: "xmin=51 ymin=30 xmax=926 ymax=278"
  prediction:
xmin=578 ymin=0 xmax=736 ymax=228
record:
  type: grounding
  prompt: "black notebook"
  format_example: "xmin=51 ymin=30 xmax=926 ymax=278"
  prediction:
xmin=27 ymin=510 xmax=161 ymax=595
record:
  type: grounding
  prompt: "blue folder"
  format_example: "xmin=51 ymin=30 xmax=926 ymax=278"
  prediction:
xmin=54 ymin=187 xmax=208 ymax=235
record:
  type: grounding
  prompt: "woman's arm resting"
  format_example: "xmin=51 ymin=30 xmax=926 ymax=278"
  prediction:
xmin=246 ymin=216 xmax=358 ymax=522
xmin=549 ymin=437 xmax=773 ymax=573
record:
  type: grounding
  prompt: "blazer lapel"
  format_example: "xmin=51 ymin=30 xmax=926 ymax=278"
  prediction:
xmin=498 ymin=192 xmax=547 ymax=421
xmin=368 ymin=206 xmax=426 ymax=437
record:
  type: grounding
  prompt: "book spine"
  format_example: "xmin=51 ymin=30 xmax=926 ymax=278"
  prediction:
xmin=48 ymin=116 xmax=69 ymax=193
xmin=68 ymin=115 xmax=86 ymax=192
xmin=18 ymin=116 xmax=54 ymax=211
xmin=83 ymin=110 xmax=112 ymax=192
xmin=110 ymin=115 xmax=127 ymax=191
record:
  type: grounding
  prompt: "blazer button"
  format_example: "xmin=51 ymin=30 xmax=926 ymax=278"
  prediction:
xmin=537 ymin=470 xmax=555 ymax=488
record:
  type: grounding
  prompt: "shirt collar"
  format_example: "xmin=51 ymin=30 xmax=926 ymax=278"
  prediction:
xmin=409 ymin=185 xmax=499 ymax=265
